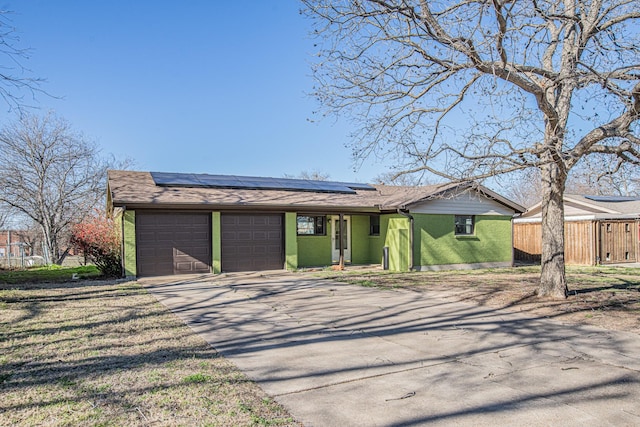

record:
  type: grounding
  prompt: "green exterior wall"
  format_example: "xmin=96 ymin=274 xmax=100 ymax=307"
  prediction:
xmin=351 ymin=215 xmax=375 ymax=264
xmin=123 ymin=210 xmax=136 ymax=277
xmin=212 ymin=212 xmax=221 ymax=274
xmin=385 ymin=215 xmax=411 ymax=271
xmin=296 ymin=214 xmax=386 ymax=268
xmin=285 ymin=212 xmax=298 ymax=270
xmin=369 ymin=214 xmax=392 ymax=265
xmin=413 ymin=214 xmax=513 ymax=266
xmin=118 ymin=208 xmax=512 ymax=276
xmin=296 ymin=214 xmax=331 ymax=267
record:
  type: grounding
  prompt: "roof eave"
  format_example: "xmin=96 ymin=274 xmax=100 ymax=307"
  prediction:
xmin=110 ymin=200 xmax=381 ymax=213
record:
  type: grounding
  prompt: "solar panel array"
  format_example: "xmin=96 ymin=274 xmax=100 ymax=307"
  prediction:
xmin=151 ymin=172 xmax=376 ymax=194
xmin=584 ymin=195 xmax=640 ymax=203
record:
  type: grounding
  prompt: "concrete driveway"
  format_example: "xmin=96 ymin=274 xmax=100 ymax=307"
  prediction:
xmin=142 ymin=272 xmax=640 ymax=426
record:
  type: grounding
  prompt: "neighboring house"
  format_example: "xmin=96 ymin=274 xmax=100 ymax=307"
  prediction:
xmin=107 ymin=170 xmax=524 ymax=277
xmin=0 ymin=230 xmax=34 ymax=258
xmin=514 ymin=194 xmax=640 ymax=265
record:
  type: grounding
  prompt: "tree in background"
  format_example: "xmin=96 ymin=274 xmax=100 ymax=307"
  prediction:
xmin=284 ymin=170 xmax=331 ymax=181
xmin=70 ymin=212 xmax=121 ymax=277
xmin=0 ymin=112 xmax=110 ymax=264
xmin=0 ymin=210 xmax=7 ymax=230
xmin=304 ymin=0 xmax=640 ymax=299
xmin=505 ymin=154 xmax=640 ymax=209
xmin=0 ymin=10 xmax=45 ymax=112
xmin=373 ymin=170 xmax=432 ymax=186
xmin=566 ymin=155 xmax=640 ymax=196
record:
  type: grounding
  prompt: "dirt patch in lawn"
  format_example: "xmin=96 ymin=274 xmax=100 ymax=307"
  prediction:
xmin=316 ymin=266 xmax=640 ymax=333
xmin=0 ymin=279 xmax=301 ymax=427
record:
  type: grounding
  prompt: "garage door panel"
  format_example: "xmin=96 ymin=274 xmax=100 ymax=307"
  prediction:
xmin=253 ymin=231 xmax=268 ymax=240
xmin=267 ymin=231 xmax=281 ymax=239
xmin=136 ymin=212 xmax=212 ymax=277
xmin=192 ymin=231 xmax=210 ymax=240
xmin=236 ymin=231 xmax=251 ymax=240
xmin=237 ymin=216 xmax=252 ymax=225
xmin=236 ymin=245 xmax=253 ymax=255
xmin=269 ymin=217 xmax=282 ymax=226
xmin=156 ymin=216 xmax=178 ymax=226
xmin=221 ymin=214 xmax=284 ymax=272
xmin=192 ymin=216 xmax=210 ymax=225
xmin=252 ymin=216 xmax=269 ymax=225
xmin=253 ymin=246 xmax=267 ymax=255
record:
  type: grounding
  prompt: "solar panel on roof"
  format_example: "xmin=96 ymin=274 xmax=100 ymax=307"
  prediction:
xmin=584 ymin=195 xmax=640 ymax=203
xmin=150 ymin=172 xmax=376 ymax=194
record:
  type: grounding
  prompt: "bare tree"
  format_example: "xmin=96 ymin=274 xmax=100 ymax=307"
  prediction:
xmin=566 ymin=154 xmax=640 ymax=196
xmin=501 ymin=168 xmax=544 ymax=208
xmin=504 ymin=155 xmax=640 ymax=208
xmin=303 ymin=0 xmax=640 ymax=299
xmin=0 ymin=209 xmax=7 ymax=230
xmin=0 ymin=112 xmax=110 ymax=264
xmin=284 ymin=170 xmax=331 ymax=180
xmin=0 ymin=10 xmax=45 ymax=112
xmin=373 ymin=170 xmax=437 ymax=185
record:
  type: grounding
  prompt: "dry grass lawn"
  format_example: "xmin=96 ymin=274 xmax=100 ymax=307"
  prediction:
xmin=4 ymin=265 xmax=638 ymax=426
xmin=0 ymin=278 xmax=301 ymax=427
xmin=317 ymin=265 xmax=640 ymax=333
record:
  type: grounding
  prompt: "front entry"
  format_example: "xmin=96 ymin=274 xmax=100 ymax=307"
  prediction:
xmin=331 ymin=215 xmax=351 ymax=263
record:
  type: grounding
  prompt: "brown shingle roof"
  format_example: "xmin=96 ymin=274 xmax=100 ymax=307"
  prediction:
xmin=107 ymin=170 xmax=523 ymax=213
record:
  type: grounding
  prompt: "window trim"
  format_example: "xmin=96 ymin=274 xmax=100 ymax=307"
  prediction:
xmin=296 ymin=215 xmax=326 ymax=236
xmin=454 ymin=215 xmax=475 ymax=236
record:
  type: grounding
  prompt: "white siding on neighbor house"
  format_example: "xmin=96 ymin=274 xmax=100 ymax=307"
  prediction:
xmin=410 ymin=191 xmax=515 ymax=215
xmin=520 ymin=201 xmax=609 ymax=220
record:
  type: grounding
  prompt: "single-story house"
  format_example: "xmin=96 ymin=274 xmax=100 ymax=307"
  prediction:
xmin=513 ymin=194 xmax=640 ymax=265
xmin=106 ymin=170 xmax=525 ymax=277
xmin=0 ymin=230 xmax=35 ymax=258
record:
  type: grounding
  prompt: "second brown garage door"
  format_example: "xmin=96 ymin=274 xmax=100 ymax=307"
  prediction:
xmin=221 ymin=214 xmax=284 ymax=272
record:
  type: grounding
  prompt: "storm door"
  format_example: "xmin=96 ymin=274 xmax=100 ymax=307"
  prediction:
xmin=331 ymin=215 xmax=351 ymax=263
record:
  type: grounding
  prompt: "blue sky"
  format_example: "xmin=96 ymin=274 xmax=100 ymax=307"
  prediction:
xmin=0 ymin=1 xmax=391 ymax=182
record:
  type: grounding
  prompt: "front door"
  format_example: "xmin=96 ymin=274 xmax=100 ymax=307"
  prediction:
xmin=331 ymin=215 xmax=351 ymax=263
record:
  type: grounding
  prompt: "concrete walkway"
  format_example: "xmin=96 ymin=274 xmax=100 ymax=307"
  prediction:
xmin=142 ymin=272 xmax=640 ymax=426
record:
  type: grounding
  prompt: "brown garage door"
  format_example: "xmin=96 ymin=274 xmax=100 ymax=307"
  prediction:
xmin=136 ymin=212 xmax=211 ymax=276
xmin=221 ymin=214 xmax=284 ymax=272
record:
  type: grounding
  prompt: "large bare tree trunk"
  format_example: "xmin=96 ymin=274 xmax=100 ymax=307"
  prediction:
xmin=538 ymin=161 xmax=568 ymax=299
xmin=304 ymin=0 xmax=640 ymax=299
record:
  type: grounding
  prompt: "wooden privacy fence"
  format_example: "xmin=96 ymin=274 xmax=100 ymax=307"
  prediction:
xmin=513 ymin=222 xmax=542 ymax=263
xmin=513 ymin=220 xmax=638 ymax=265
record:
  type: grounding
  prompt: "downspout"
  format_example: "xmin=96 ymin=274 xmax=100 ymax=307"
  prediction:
xmin=511 ymin=215 xmax=515 ymax=267
xmin=338 ymin=213 xmax=345 ymax=270
xmin=397 ymin=209 xmax=414 ymax=271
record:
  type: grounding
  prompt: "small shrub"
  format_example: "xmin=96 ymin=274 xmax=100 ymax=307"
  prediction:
xmin=71 ymin=212 xmax=122 ymax=277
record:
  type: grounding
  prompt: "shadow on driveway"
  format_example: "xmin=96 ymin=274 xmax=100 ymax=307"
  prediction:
xmin=142 ymin=272 xmax=640 ymax=426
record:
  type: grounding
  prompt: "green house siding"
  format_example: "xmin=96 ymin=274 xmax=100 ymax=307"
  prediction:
xmin=385 ymin=215 xmax=411 ymax=271
xmin=123 ymin=210 xmax=136 ymax=277
xmin=413 ymin=214 xmax=512 ymax=266
xmin=120 ymin=209 xmax=513 ymax=276
xmin=297 ymin=234 xmax=332 ymax=267
xmin=285 ymin=212 xmax=298 ymax=270
xmin=351 ymin=215 xmax=382 ymax=265
xmin=296 ymin=213 xmax=331 ymax=267
xmin=296 ymin=214 xmax=387 ymax=268
xmin=212 ymin=212 xmax=222 ymax=274
xmin=366 ymin=215 xmax=392 ymax=264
